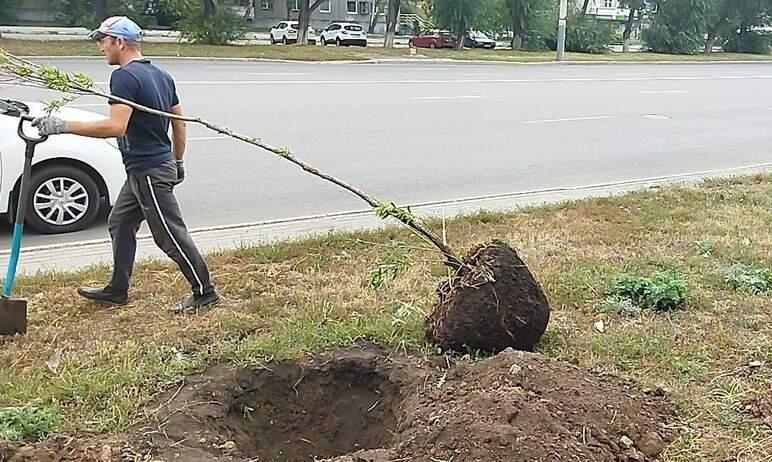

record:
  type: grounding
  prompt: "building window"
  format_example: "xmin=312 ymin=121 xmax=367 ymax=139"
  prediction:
xmin=289 ymin=0 xmax=299 ymax=11
xmin=320 ymin=0 xmax=331 ymax=13
xmin=603 ymin=0 xmax=614 ymax=7
xmin=359 ymin=1 xmax=370 ymax=15
xmin=347 ymin=1 xmax=357 ymax=14
xmin=260 ymin=0 xmax=273 ymax=9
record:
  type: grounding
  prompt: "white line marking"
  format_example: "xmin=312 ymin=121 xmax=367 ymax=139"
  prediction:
xmin=93 ymin=75 xmax=772 ymax=86
xmin=245 ymin=72 xmax=310 ymax=76
xmin=639 ymin=90 xmax=691 ymax=94
xmin=410 ymin=95 xmax=482 ymax=100
xmin=188 ymin=136 xmax=229 ymax=141
xmin=523 ymin=115 xmax=615 ymax=125
xmin=464 ymin=73 xmax=504 ymax=76
xmin=642 ymin=114 xmax=671 ymax=120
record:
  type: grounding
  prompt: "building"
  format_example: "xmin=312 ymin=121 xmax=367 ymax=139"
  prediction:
xmin=581 ymin=0 xmax=632 ymax=21
xmin=249 ymin=0 xmax=383 ymax=32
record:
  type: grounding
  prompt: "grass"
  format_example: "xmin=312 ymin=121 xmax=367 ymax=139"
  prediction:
xmin=3 ymin=38 xmax=772 ymax=62
xmin=0 ymin=174 xmax=771 ymax=461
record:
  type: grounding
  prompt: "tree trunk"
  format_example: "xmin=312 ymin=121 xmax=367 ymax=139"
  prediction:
xmin=93 ymin=0 xmax=108 ymax=21
xmin=456 ymin=27 xmax=464 ymax=50
xmin=511 ymin=16 xmax=522 ymax=51
xmin=581 ymin=0 xmax=591 ymax=16
xmin=622 ymin=7 xmax=636 ymax=53
xmin=297 ymin=0 xmax=310 ymax=44
xmin=203 ymin=0 xmax=218 ymax=18
xmin=384 ymin=0 xmax=401 ymax=48
xmin=704 ymin=31 xmax=717 ymax=54
xmin=369 ymin=3 xmax=380 ymax=34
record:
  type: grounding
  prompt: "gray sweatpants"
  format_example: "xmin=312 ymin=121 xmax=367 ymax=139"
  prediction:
xmin=107 ymin=160 xmax=214 ymax=296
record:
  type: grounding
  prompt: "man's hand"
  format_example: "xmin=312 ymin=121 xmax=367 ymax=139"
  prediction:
xmin=175 ymin=160 xmax=185 ymax=184
xmin=31 ymin=116 xmax=69 ymax=136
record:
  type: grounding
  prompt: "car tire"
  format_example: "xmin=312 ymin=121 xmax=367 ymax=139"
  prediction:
xmin=270 ymin=34 xmax=276 ymax=44
xmin=23 ymin=164 xmax=102 ymax=234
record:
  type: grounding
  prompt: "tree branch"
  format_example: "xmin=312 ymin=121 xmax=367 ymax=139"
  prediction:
xmin=0 ymin=49 xmax=464 ymax=270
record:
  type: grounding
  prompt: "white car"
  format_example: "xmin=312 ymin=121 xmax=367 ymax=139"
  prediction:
xmin=319 ymin=22 xmax=368 ymax=47
xmin=0 ymin=98 xmax=125 ymax=234
xmin=269 ymin=21 xmax=317 ymax=45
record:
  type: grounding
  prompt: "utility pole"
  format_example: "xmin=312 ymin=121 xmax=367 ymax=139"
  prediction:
xmin=556 ymin=0 xmax=568 ymax=61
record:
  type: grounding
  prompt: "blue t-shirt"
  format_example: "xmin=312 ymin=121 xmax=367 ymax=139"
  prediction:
xmin=109 ymin=59 xmax=179 ymax=172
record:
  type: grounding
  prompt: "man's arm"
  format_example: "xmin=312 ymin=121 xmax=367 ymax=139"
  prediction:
xmin=67 ymin=103 xmax=133 ymax=139
xmin=170 ymin=104 xmax=186 ymax=161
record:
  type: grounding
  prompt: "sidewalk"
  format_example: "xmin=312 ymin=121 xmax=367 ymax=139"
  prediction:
xmin=2 ymin=163 xmax=770 ymax=276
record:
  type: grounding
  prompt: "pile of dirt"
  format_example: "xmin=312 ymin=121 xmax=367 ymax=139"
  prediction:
xmin=427 ymin=241 xmax=551 ymax=353
xmin=1 ymin=343 xmax=678 ymax=462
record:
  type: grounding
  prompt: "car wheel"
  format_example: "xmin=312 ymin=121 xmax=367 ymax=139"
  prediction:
xmin=282 ymin=36 xmax=288 ymax=45
xmin=24 ymin=164 xmax=101 ymax=234
xmin=429 ymin=41 xmax=436 ymax=49
xmin=270 ymin=34 xmax=276 ymax=44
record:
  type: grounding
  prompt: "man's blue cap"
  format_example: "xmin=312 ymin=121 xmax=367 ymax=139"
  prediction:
xmin=88 ymin=16 xmax=142 ymax=42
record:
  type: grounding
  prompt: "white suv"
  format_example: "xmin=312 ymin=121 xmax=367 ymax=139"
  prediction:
xmin=269 ymin=21 xmax=317 ymax=45
xmin=319 ymin=22 xmax=367 ymax=47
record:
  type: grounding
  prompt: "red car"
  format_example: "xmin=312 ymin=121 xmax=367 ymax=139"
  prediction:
xmin=409 ymin=29 xmax=457 ymax=49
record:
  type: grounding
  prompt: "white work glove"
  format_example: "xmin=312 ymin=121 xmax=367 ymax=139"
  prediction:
xmin=32 ymin=116 xmax=69 ymax=136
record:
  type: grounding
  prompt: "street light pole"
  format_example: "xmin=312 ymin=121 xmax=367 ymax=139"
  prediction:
xmin=556 ymin=0 xmax=568 ymax=61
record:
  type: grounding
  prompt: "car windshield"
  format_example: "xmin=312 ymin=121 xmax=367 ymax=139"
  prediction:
xmin=473 ymin=32 xmax=490 ymax=39
xmin=344 ymin=25 xmax=363 ymax=31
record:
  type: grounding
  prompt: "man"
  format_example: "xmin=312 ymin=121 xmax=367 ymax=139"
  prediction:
xmin=32 ymin=16 xmax=219 ymax=312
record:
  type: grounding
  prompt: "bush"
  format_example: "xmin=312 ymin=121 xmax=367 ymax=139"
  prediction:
xmin=724 ymin=264 xmax=771 ymax=294
xmin=566 ymin=18 xmax=615 ymax=54
xmin=607 ymin=269 xmax=690 ymax=312
xmin=0 ymin=404 xmax=60 ymax=442
xmin=723 ymin=30 xmax=771 ymax=55
xmin=177 ymin=7 xmax=247 ymax=45
xmin=643 ymin=0 xmax=710 ymax=54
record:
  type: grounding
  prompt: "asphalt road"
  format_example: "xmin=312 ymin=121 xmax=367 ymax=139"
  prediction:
xmin=2 ymin=59 xmax=772 ymax=251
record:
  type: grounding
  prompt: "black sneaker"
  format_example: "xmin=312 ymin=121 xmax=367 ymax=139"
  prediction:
xmin=77 ymin=286 xmax=128 ymax=306
xmin=170 ymin=291 xmax=220 ymax=314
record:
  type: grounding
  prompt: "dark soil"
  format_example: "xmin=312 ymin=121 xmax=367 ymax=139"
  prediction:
xmin=427 ymin=240 xmax=551 ymax=352
xmin=1 ymin=343 xmax=678 ymax=462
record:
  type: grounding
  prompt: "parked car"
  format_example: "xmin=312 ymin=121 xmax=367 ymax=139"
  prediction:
xmin=464 ymin=31 xmax=496 ymax=49
xmin=0 ymin=98 xmax=125 ymax=234
xmin=319 ymin=22 xmax=368 ymax=47
xmin=409 ymin=29 xmax=457 ymax=49
xmin=269 ymin=21 xmax=317 ymax=45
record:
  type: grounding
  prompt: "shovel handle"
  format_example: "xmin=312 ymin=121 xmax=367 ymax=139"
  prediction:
xmin=18 ymin=115 xmax=48 ymax=146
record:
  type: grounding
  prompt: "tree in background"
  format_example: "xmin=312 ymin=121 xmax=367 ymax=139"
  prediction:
xmin=432 ymin=0 xmax=482 ymax=48
xmin=384 ymin=0 xmax=402 ymax=47
xmin=505 ymin=0 xmax=554 ymax=50
xmin=643 ymin=0 xmax=712 ymax=54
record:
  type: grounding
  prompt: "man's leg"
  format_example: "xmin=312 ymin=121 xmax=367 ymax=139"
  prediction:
xmin=135 ymin=162 xmax=215 ymax=301
xmin=107 ymin=178 xmax=145 ymax=292
xmin=78 ymin=178 xmax=144 ymax=305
